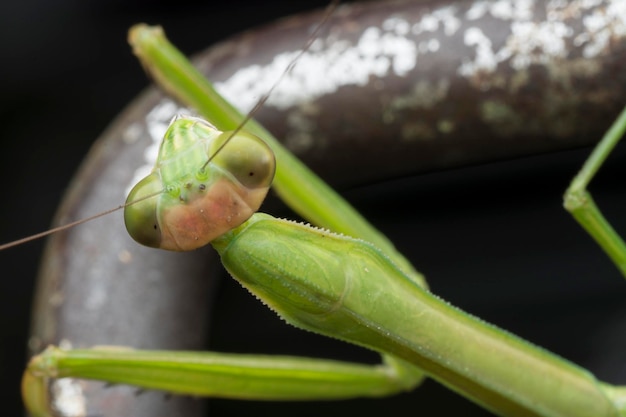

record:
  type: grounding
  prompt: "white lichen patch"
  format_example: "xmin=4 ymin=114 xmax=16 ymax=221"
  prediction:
xmin=459 ymin=9 xmax=575 ymax=80
xmin=127 ymin=0 xmax=625 ymax=152
xmin=580 ymin=1 xmax=626 ymax=58
xmin=506 ymin=20 xmax=573 ymax=69
xmin=465 ymin=0 xmax=534 ymax=22
xmin=457 ymin=0 xmax=625 ymax=90
xmin=412 ymin=5 xmax=461 ymax=37
xmin=214 ymin=14 xmax=439 ymax=113
xmin=459 ymin=27 xmax=498 ymax=78
xmin=51 ymin=378 xmax=86 ymax=417
xmin=383 ymin=16 xmax=410 ymax=36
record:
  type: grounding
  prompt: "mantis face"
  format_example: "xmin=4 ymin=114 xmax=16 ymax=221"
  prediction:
xmin=124 ymin=115 xmax=276 ymax=251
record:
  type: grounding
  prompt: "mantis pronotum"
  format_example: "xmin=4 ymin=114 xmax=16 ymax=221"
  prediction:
xmin=4 ymin=0 xmax=624 ymax=416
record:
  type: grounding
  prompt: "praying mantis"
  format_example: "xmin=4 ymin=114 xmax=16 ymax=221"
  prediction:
xmin=7 ymin=0 xmax=624 ymax=414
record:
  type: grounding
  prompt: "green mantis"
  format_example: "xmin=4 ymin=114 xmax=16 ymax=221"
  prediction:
xmin=12 ymin=0 xmax=624 ymax=414
xmin=18 ymin=3 xmax=626 ymax=414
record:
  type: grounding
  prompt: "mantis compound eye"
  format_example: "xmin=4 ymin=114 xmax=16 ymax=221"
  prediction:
xmin=210 ymin=131 xmax=276 ymax=190
xmin=124 ymin=173 xmax=163 ymax=248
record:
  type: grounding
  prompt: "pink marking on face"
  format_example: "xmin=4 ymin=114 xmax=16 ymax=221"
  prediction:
xmin=159 ymin=179 xmax=268 ymax=251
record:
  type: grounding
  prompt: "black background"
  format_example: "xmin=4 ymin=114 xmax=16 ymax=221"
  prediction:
xmin=1 ymin=1 xmax=626 ymax=416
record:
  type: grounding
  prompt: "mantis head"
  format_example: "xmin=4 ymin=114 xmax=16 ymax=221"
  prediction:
xmin=124 ymin=116 xmax=276 ymax=251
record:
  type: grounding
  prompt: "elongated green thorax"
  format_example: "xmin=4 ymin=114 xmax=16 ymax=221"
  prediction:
xmin=212 ymin=213 xmax=621 ymax=417
xmin=124 ymin=116 xmax=275 ymax=250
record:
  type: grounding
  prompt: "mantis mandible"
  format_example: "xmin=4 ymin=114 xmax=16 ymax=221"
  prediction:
xmin=8 ymin=0 xmax=624 ymax=416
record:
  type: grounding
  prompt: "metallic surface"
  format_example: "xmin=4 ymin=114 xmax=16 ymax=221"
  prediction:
xmin=200 ymin=0 xmax=626 ymax=187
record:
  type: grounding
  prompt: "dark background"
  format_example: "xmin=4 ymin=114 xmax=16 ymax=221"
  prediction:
xmin=1 ymin=1 xmax=626 ymax=416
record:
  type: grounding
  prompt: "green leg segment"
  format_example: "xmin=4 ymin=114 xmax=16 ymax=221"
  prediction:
xmin=22 ymin=346 xmax=423 ymax=417
xmin=564 ymin=106 xmax=626 ymax=277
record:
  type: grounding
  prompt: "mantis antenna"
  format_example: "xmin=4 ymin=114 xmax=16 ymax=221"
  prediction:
xmin=0 ymin=190 xmax=165 ymax=251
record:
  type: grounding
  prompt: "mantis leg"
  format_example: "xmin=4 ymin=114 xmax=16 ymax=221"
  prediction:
xmin=23 ymin=346 xmax=422 ymax=417
xmin=564 ymin=106 xmax=626 ymax=277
